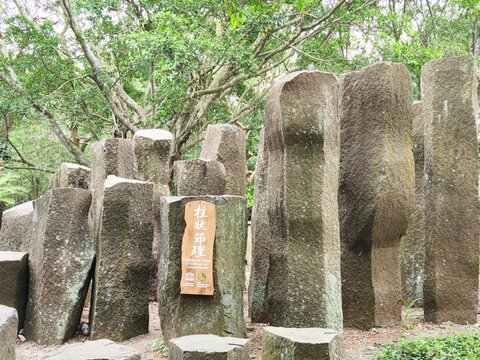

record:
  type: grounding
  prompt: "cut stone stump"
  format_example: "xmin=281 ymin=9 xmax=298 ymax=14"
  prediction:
xmin=48 ymin=163 xmax=91 ymax=190
xmin=0 ymin=305 xmax=18 ymax=360
xmin=248 ymin=127 xmax=270 ymax=322
xmin=133 ymin=129 xmax=173 ymax=300
xmin=0 ymin=252 xmax=28 ymax=330
xmin=200 ymin=124 xmax=247 ymax=196
xmin=174 ymin=158 xmax=226 ymax=196
xmin=158 ymin=196 xmax=247 ymax=341
xmin=168 ymin=334 xmax=251 ymax=360
xmin=90 ymin=139 xmax=137 ymax=248
xmin=46 ymin=339 xmax=140 ymax=360
xmin=0 ymin=201 xmax=34 ymax=252
xmin=339 ymin=62 xmax=415 ymax=329
xmin=89 ymin=176 xmax=154 ymax=342
xmin=422 ymin=55 xmax=480 ymax=324
xmin=400 ymin=101 xmax=425 ymax=304
xmin=24 ymin=188 xmax=94 ymax=345
xmin=252 ymin=71 xmax=342 ymax=331
xmin=262 ymin=327 xmax=342 ymax=360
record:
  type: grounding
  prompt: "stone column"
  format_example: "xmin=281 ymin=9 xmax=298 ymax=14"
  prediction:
xmin=89 ymin=176 xmax=153 ymax=341
xmin=339 ymin=62 xmax=414 ymax=329
xmin=0 ymin=201 xmax=33 ymax=252
xmin=422 ymin=55 xmax=480 ymax=324
xmin=400 ymin=101 xmax=425 ymax=304
xmin=174 ymin=158 xmax=226 ymax=196
xmin=200 ymin=124 xmax=247 ymax=196
xmin=257 ymin=71 xmax=342 ymax=331
xmin=158 ymin=195 xmax=247 ymax=341
xmin=48 ymin=163 xmax=91 ymax=190
xmin=248 ymin=127 xmax=270 ymax=322
xmin=0 ymin=305 xmax=18 ymax=360
xmin=24 ymin=188 xmax=94 ymax=345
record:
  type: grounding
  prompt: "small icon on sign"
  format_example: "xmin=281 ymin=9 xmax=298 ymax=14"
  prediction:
xmin=185 ymin=272 xmax=194 ymax=281
xmin=198 ymin=272 xmax=207 ymax=281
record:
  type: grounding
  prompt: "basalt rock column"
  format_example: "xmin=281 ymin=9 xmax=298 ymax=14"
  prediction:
xmin=89 ymin=176 xmax=153 ymax=341
xmin=24 ymin=188 xmax=94 ymax=345
xmin=0 ymin=201 xmax=34 ymax=252
xmin=339 ymin=62 xmax=414 ymax=329
xmin=158 ymin=195 xmax=247 ymax=341
xmin=174 ymin=158 xmax=226 ymax=196
xmin=248 ymin=127 xmax=270 ymax=322
xmin=200 ymin=124 xmax=247 ymax=196
xmin=48 ymin=163 xmax=91 ymax=190
xmin=261 ymin=71 xmax=342 ymax=331
xmin=422 ymin=55 xmax=480 ymax=324
xmin=400 ymin=101 xmax=425 ymax=303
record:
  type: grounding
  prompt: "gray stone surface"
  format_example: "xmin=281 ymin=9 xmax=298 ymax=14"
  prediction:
xmin=133 ymin=129 xmax=172 ymax=300
xmin=422 ymin=55 xmax=480 ymax=324
xmin=168 ymin=334 xmax=251 ymax=360
xmin=90 ymin=139 xmax=137 ymax=249
xmin=48 ymin=163 xmax=91 ymax=190
xmin=248 ymin=127 xmax=270 ymax=322
xmin=158 ymin=196 xmax=247 ymax=341
xmin=0 ymin=201 xmax=34 ymax=252
xmin=174 ymin=158 xmax=226 ymax=196
xmin=24 ymin=188 xmax=94 ymax=345
xmin=400 ymin=101 xmax=425 ymax=304
xmin=262 ymin=327 xmax=342 ymax=360
xmin=200 ymin=124 xmax=247 ymax=196
xmin=339 ymin=62 xmax=414 ymax=329
xmin=0 ymin=252 xmax=28 ymax=329
xmin=46 ymin=339 xmax=140 ymax=360
xmin=0 ymin=305 xmax=18 ymax=360
xmin=254 ymin=71 xmax=342 ymax=331
xmin=90 ymin=176 xmax=153 ymax=342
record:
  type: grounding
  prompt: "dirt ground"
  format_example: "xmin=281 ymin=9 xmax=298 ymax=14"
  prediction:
xmin=15 ymin=297 xmax=480 ymax=360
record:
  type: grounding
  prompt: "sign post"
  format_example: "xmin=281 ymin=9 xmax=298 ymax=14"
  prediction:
xmin=180 ymin=200 xmax=216 ymax=295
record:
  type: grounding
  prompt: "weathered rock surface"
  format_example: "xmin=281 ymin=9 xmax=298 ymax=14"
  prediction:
xmin=400 ymin=101 xmax=425 ymax=304
xmin=339 ymin=62 xmax=414 ymax=329
xmin=174 ymin=158 xmax=226 ymax=196
xmin=133 ymin=129 xmax=172 ymax=299
xmin=422 ymin=55 xmax=480 ymax=323
xmin=90 ymin=139 xmax=137 ymax=247
xmin=48 ymin=163 xmax=91 ymax=190
xmin=253 ymin=71 xmax=342 ymax=331
xmin=46 ymin=339 xmax=140 ymax=360
xmin=200 ymin=124 xmax=246 ymax=196
xmin=0 ymin=201 xmax=34 ymax=252
xmin=24 ymin=188 xmax=94 ymax=345
xmin=158 ymin=196 xmax=247 ymax=341
xmin=262 ymin=327 xmax=342 ymax=360
xmin=0 ymin=305 xmax=17 ymax=360
xmin=90 ymin=176 xmax=153 ymax=342
xmin=0 ymin=252 xmax=28 ymax=329
xmin=248 ymin=127 xmax=270 ymax=322
xmin=168 ymin=334 xmax=251 ymax=360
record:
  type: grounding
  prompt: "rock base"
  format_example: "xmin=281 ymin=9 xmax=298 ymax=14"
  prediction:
xmin=46 ymin=339 xmax=140 ymax=360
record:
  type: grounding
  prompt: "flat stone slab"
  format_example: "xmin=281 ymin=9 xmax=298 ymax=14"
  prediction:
xmin=262 ymin=327 xmax=342 ymax=360
xmin=46 ymin=339 xmax=140 ymax=360
xmin=168 ymin=334 xmax=251 ymax=360
xmin=0 ymin=305 xmax=18 ymax=360
xmin=0 ymin=251 xmax=28 ymax=329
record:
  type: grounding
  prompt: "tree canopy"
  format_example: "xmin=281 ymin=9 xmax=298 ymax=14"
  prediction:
xmin=0 ymin=0 xmax=478 ymax=202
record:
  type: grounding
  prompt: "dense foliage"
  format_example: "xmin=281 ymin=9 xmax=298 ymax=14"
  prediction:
xmin=0 ymin=0 xmax=478 ymax=203
xmin=375 ymin=331 xmax=480 ymax=360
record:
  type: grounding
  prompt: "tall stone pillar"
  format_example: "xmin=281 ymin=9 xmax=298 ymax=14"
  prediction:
xmin=339 ymin=62 xmax=414 ymax=329
xmin=252 ymin=71 xmax=342 ymax=331
xmin=422 ymin=55 xmax=479 ymax=324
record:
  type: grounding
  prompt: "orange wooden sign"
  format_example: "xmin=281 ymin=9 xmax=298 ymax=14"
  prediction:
xmin=180 ymin=200 xmax=216 ymax=295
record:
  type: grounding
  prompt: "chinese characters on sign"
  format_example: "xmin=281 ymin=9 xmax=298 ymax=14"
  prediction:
xmin=180 ymin=200 xmax=216 ymax=295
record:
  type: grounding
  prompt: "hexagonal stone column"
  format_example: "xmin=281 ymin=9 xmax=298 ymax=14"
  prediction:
xmin=0 ymin=252 xmax=28 ymax=330
xmin=48 ymin=163 xmax=90 ymax=190
xmin=0 ymin=305 xmax=18 ymax=360
xmin=168 ymin=335 xmax=251 ymax=360
xmin=174 ymin=158 xmax=226 ymax=196
xmin=0 ymin=201 xmax=34 ymax=252
xmin=262 ymin=327 xmax=342 ymax=360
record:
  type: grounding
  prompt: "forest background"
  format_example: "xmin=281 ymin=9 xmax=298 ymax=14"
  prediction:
xmin=0 ymin=0 xmax=478 ymax=206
